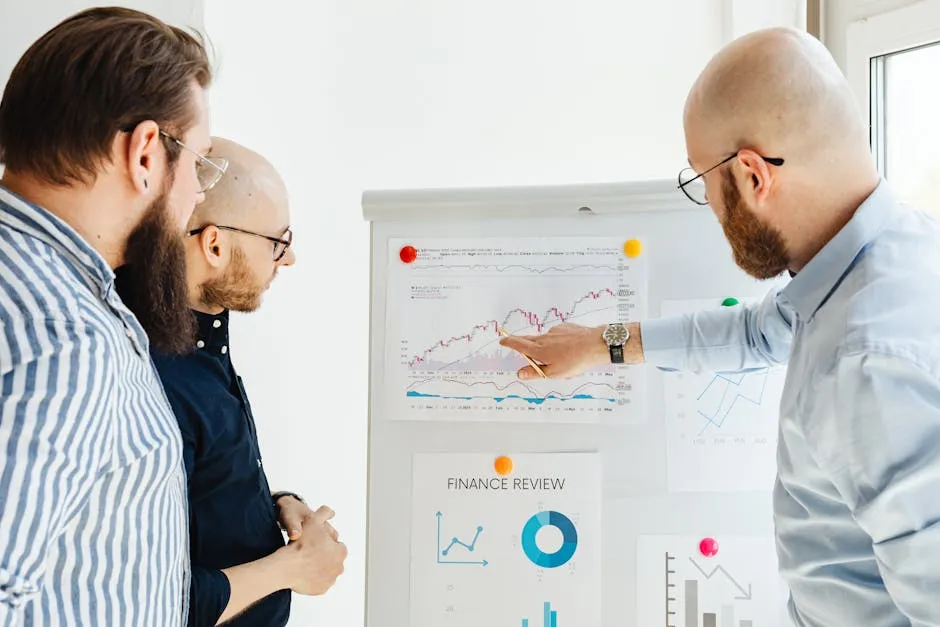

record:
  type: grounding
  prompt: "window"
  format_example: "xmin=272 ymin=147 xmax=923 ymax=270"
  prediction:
xmin=847 ymin=0 xmax=940 ymax=215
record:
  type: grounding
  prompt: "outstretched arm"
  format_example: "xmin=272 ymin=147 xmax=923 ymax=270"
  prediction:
xmin=499 ymin=287 xmax=794 ymax=379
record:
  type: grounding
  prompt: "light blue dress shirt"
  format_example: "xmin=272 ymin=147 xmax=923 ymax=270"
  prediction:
xmin=642 ymin=181 xmax=940 ymax=627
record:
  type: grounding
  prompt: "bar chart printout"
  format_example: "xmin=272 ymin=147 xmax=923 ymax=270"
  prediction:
xmin=521 ymin=601 xmax=558 ymax=627
xmin=635 ymin=535 xmax=786 ymax=627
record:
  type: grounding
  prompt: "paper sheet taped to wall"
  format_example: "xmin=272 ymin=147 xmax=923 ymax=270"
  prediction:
xmin=385 ymin=237 xmax=649 ymax=423
xmin=410 ymin=452 xmax=601 ymax=627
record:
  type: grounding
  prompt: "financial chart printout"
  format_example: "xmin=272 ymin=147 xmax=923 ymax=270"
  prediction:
xmin=410 ymin=452 xmax=601 ymax=627
xmin=385 ymin=237 xmax=648 ymax=423
xmin=659 ymin=299 xmax=786 ymax=492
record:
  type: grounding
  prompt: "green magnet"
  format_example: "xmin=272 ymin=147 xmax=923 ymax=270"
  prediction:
xmin=721 ymin=297 xmax=739 ymax=307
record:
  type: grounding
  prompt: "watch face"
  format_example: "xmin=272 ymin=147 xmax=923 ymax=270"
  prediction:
xmin=603 ymin=323 xmax=628 ymax=345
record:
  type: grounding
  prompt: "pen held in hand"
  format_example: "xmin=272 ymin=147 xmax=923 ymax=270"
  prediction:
xmin=497 ymin=326 xmax=548 ymax=379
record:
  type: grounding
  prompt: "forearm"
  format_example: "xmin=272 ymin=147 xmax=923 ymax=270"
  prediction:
xmin=217 ymin=552 xmax=290 ymax=624
xmin=640 ymin=289 xmax=793 ymax=372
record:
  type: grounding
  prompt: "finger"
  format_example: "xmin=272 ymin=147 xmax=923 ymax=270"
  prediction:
xmin=518 ymin=363 xmax=564 ymax=380
xmin=310 ymin=505 xmax=335 ymax=525
xmin=280 ymin=508 xmax=304 ymax=541
xmin=499 ymin=337 xmax=549 ymax=363
xmin=325 ymin=522 xmax=339 ymax=541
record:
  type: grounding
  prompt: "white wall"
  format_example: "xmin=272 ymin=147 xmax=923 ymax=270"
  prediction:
xmin=202 ymin=1 xmax=802 ymax=625
xmin=823 ymin=0 xmax=922 ymax=70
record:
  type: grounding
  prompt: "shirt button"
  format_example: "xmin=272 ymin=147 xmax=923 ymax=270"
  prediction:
xmin=213 ymin=320 xmax=221 ymax=328
xmin=257 ymin=459 xmax=262 ymax=467
xmin=221 ymin=346 xmax=228 ymax=354
xmin=125 ymin=329 xmax=133 ymax=338
xmin=196 ymin=340 xmax=205 ymax=349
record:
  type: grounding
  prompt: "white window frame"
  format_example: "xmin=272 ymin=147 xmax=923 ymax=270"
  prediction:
xmin=846 ymin=0 xmax=940 ymax=174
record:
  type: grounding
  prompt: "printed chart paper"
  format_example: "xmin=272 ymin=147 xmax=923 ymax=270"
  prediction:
xmin=385 ymin=237 xmax=648 ymax=423
xmin=410 ymin=452 xmax=601 ymax=627
xmin=636 ymin=534 xmax=789 ymax=627
xmin=660 ymin=299 xmax=786 ymax=492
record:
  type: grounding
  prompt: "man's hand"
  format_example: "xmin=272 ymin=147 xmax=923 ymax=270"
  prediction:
xmin=498 ymin=322 xmax=642 ymax=379
xmin=276 ymin=494 xmax=339 ymax=542
xmin=278 ymin=505 xmax=347 ymax=596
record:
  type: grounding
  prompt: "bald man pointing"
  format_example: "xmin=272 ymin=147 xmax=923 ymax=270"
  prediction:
xmin=501 ymin=28 xmax=940 ymax=626
xmin=116 ymin=138 xmax=346 ymax=626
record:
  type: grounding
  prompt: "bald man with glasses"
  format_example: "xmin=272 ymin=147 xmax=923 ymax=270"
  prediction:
xmin=116 ymin=137 xmax=346 ymax=627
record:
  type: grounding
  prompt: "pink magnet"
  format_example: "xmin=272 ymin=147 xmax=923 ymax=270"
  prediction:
xmin=699 ymin=537 xmax=719 ymax=557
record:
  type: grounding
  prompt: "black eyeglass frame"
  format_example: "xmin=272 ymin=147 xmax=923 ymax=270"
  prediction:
xmin=188 ymin=224 xmax=293 ymax=262
xmin=678 ymin=151 xmax=785 ymax=206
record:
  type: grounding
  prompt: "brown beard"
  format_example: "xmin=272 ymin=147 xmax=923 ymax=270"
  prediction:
xmin=720 ymin=169 xmax=790 ymax=279
xmin=113 ymin=192 xmax=196 ymax=355
xmin=199 ymin=246 xmax=266 ymax=313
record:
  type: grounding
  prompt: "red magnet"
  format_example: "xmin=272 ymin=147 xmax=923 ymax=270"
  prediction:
xmin=699 ymin=537 xmax=719 ymax=557
xmin=399 ymin=245 xmax=418 ymax=264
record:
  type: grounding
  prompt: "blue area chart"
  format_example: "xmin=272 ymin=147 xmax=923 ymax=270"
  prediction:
xmin=521 ymin=511 xmax=578 ymax=568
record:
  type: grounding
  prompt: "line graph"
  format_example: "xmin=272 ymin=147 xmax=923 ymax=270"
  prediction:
xmin=659 ymin=298 xmax=786 ymax=492
xmin=385 ymin=237 xmax=649 ymax=423
xmin=405 ymin=288 xmax=617 ymax=369
xmin=696 ymin=370 xmax=771 ymax=435
xmin=436 ymin=512 xmax=487 ymax=566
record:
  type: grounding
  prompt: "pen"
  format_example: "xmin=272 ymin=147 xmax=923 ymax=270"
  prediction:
xmin=497 ymin=326 xmax=548 ymax=379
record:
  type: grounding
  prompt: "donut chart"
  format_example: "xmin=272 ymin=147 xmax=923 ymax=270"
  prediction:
xmin=521 ymin=511 xmax=578 ymax=568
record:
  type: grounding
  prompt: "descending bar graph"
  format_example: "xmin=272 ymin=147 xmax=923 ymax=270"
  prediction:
xmin=521 ymin=601 xmax=558 ymax=627
xmin=385 ymin=237 xmax=648 ymax=423
xmin=637 ymin=535 xmax=785 ymax=627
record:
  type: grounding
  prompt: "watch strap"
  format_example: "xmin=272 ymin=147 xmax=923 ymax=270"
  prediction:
xmin=272 ymin=491 xmax=304 ymax=506
xmin=609 ymin=344 xmax=624 ymax=364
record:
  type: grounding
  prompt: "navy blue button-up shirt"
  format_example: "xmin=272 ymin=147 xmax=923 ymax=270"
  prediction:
xmin=151 ymin=310 xmax=290 ymax=627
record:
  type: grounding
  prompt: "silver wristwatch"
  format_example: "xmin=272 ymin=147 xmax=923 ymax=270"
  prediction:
xmin=602 ymin=323 xmax=629 ymax=364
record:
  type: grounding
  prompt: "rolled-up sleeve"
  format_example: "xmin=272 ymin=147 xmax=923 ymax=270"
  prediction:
xmin=0 ymin=318 xmax=114 ymax=626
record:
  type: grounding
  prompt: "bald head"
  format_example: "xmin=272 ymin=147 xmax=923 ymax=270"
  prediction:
xmin=684 ymin=27 xmax=870 ymax=169
xmin=190 ymin=137 xmax=288 ymax=229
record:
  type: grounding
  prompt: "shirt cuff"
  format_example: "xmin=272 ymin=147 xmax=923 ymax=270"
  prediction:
xmin=639 ymin=317 xmax=687 ymax=370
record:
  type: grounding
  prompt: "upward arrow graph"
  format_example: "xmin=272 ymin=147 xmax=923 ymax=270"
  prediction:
xmin=436 ymin=512 xmax=488 ymax=566
xmin=688 ymin=558 xmax=753 ymax=600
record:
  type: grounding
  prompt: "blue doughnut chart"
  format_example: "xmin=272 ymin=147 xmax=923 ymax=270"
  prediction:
xmin=521 ymin=511 xmax=578 ymax=568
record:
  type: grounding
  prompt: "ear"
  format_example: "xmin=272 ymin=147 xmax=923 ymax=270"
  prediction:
xmin=735 ymin=148 xmax=776 ymax=207
xmin=123 ymin=121 xmax=165 ymax=196
xmin=197 ymin=226 xmax=228 ymax=269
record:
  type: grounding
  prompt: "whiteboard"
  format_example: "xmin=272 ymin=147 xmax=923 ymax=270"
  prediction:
xmin=362 ymin=179 xmax=790 ymax=627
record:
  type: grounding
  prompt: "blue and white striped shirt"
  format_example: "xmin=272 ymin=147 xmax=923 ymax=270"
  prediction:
xmin=0 ymin=186 xmax=189 ymax=626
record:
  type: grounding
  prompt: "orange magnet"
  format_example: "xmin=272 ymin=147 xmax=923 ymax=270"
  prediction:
xmin=494 ymin=455 xmax=514 ymax=476
xmin=623 ymin=239 xmax=643 ymax=258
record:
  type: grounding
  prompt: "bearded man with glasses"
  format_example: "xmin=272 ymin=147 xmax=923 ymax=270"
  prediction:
xmin=116 ymin=137 xmax=346 ymax=627
xmin=500 ymin=27 xmax=940 ymax=627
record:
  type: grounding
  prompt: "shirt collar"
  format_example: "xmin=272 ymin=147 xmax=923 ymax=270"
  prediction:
xmin=194 ymin=308 xmax=230 ymax=356
xmin=780 ymin=179 xmax=898 ymax=320
xmin=0 ymin=185 xmax=115 ymax=295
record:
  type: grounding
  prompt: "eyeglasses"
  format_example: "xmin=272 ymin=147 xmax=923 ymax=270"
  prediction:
xmin=188 ymin=224 xmax=293 ymax=262
xmin=119 ymin=124 xmax=228 ymax=194
xmin=159 ymin=130 xmax=228 ymax=194
xmin=678 ymin=151 xmax=784 ymax=205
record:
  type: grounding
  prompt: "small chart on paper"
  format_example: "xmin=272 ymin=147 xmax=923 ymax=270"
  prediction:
xmin=385 ymin=237 xmax=648 ymax=423
xmin=410 ymin=452 xmax=601 ymax=627
xmin=660 ymin=299 xmax=786 ymax=492
xmin=635 ymin=535 xmax=788 ymax=627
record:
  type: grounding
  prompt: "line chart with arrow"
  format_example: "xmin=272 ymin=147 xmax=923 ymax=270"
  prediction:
xmin=635 ymin=535 xmax=787 ymax=627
